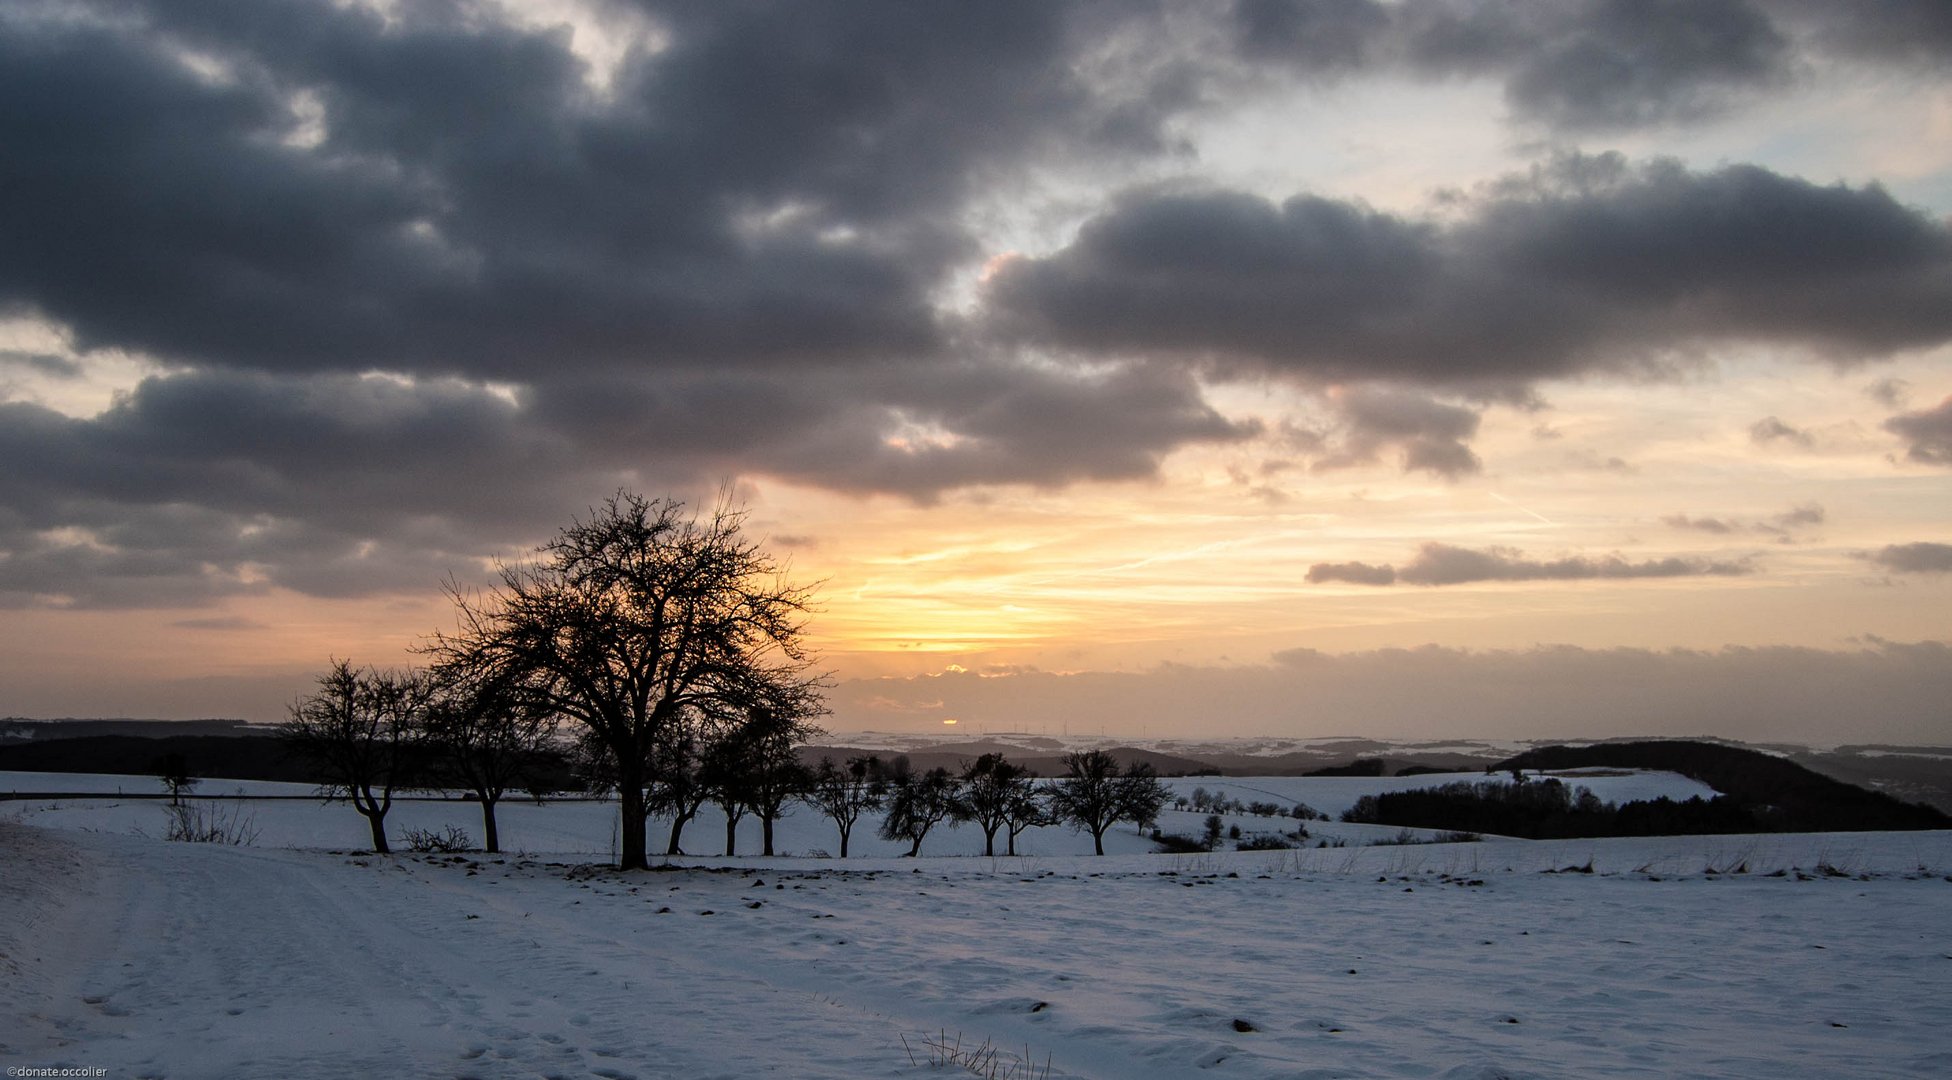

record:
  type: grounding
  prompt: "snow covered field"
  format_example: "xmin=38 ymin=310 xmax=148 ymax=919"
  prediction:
xmin=5 ymin=772 xmax=1952 ymax=1078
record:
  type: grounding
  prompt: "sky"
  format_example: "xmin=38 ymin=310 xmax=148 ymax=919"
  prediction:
xmin=2 ymin=0 xmax=1950 ymax=745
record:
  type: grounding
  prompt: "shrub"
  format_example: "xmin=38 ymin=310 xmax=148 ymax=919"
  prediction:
xmin=1153 ymin=833 xmax=1211 ymax=854
xmin=1236 ymin=834 xmax=1293 ymax=851
xmin=403 ymin=825 xmax=475 ymax=853
xmin=162 ymin=801 xmax=260 ymax=846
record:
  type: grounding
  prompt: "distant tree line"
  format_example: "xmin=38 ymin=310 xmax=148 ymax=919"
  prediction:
xmin=1340 ymin=775 xmax=1935 ymax=840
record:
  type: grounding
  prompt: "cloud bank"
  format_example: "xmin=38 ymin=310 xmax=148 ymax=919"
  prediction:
xmin=0 ymin=0 xmax=1948 ymax=610
xmin=1307 ymin=543 xmax=1752 ymax=587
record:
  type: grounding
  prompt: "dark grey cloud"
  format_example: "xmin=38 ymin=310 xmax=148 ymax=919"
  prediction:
xmin=0 ymin=350 xmax=80 ymax=379
xmin=988 ymin=155 xmax=1952 ymax=386
xmin=1233 ymin=0 xmax=1394 ymax=74
xmin=1868 ymin=542 xmax=1952 ymax=575
xmin=1 ymin=0 xmax=1118 ymax=377
xmin=1664 ymin=503 xmax=1823 ymax=541
xmin=1318 ymin=388 xmax=1482 ymax=479
xmin=0 ymin=356 xmax=1250 ymax=605
xmin=1662 ymin=514 xmax=1736 ymax=535
xmin=1749 ymin=416 xmax=1815 ymax=447
xmin=1304 ymin=560 xmax=1397 ymax=586
xmin=1884 ymin=396 xmax=1952 ymax=465
xmin=1865 ymin=377 xmax=1911 ymax=408
xmin=1774 ymin=0 xmax=1952 ymax=68
xmin=1 ymin=1 xmax=1947 ymax=615
xmin=1307 ymin=542 xmax=1753 ymax=587
xmin=1484 ymin=0 xmax=1790 ymax=131
xmin=1233 ymin=1 xmax=1951 ymax=133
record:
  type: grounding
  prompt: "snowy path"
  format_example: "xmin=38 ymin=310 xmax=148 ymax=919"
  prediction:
xmin=5 ymin=817 xmax=1952 ymax=1078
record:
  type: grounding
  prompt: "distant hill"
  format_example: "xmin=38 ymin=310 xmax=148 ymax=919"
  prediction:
xmin=799 ymin=743 xmax=1215 ymax=777
xmin=1497 ymin=740 xmax=1951 ymax=833
xmin=1 ymin=718 xmax=266 ymax=743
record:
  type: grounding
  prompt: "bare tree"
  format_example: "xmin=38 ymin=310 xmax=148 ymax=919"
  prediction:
xmin=806 ymin=755 xmax=885 ymax=857
xmin=151 ymin=751 xmax=199 ymax=807
xmin=956 ymin=753 xmax=1037 ymax=857
xmin=281 ymin=660 xmax=425 ymax=854
xmin=428 ymin=492 xmax=823 ymax=870
xmin=1048 ymin=749 xmax=1172 ymax=855
xmin=700 ymin=731 xmax=754 ymax=856
xmin=739 ymin=711 xmax=815 ymax=857
xmin=645 ymin=722 xmax=712 ymax=856
xmin=878 ymin=759 xmax=960 ymax=857
xmin=998 ymin=775 xmax=1053 ymax=857
xmin=421 ymin=670 xmax=558 ymax=853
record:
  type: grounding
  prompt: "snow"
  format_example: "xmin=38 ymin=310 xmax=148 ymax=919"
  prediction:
xmin=5 ymin=773 xmax=1952 ymax=1078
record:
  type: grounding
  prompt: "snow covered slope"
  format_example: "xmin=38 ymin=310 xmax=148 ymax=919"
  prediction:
xmin=5 ymin=778 xmax=1952 ymax=1078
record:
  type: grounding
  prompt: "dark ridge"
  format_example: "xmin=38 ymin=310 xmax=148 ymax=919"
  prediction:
xmin=1495 ymin=740 xmax=1952 ymax=833
xmin=0 ymin=734 xmax=314 ymax=783
xmin=0 ymin=733 xmax=577 ymax=792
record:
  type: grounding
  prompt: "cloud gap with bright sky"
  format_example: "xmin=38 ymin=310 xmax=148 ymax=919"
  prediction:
xmin=1 ymin=0 xmax=1948 ymax=742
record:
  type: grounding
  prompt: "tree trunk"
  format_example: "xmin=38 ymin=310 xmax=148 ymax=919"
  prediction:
xmin=761 ymin=814 xmax=776 ymax=857
xmin=907 ymin=833 xmax=923 ymax=857
xmin=836 ymin=823 xmax=850 ymax=858
xmin=667 ymin=809 xmax=692 ymax=856
xmin=982 ymin=827 xmax=997 ymax=857
xmin=363 ymin=807 xmax=390 ymax=854
xmin=616 ymin=762 xmax=649 ymax=870
xmin=1006 ymin=830 xmax=1017 ymax=857
xmin=724 ymin=815 xmax=738 ymax=857
xmin=480 ymin=798 xmax=501 ymax=854
xmin=1092 ymin=826 xmax=1106 ymax=856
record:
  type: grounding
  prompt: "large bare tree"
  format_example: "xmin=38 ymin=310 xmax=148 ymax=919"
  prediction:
xmin=429 ymin=492 xmax=822 ymax=870
xmin=1048 ymin=749 xmax=1171 ymax=856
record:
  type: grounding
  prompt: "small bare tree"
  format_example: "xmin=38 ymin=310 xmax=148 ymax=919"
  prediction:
xmin=739 ymin=712 xmax=815 ymax=857
xmin=646 ymin=723 xmax=713 ymax=857
xmin=421 ymin=670 xmax=558 ymax=853
xmin=151 ymin=751 xmax=199 ymax=807
xmin=999 ymin=773 xmax=1053 ymax=856
xmin=806 ymin=755 xmax=885 ymax=858
xmin=281 ymin=660 xmax=426 ymax=854
xmin=879 ymin=759 xmax=960 ymax=857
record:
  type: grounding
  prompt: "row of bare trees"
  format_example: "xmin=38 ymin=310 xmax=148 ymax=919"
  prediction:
xmin=280 ymin=659 xmax=559 ymax=854
xmin=801 ymin=749 xmax=1169 ymax=858
xmin=284 ymin=492 xmax=823 ymax=867
xmin=283 ymin=492 xmax=1172 ymax=864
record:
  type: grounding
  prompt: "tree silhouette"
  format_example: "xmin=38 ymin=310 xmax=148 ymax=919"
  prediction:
xmin=420 ymin=671 xmax=557 ymax=853
xmin=957 ymin=753 xmax=1037 ymax=857
xmin=429 ymin=492 xmax=822 ymax=870
xmin=151 ymin=751 xmax=199 ymax=807
xmin=738 ymin=712 xmax=815 ymax=857
xmin=1048 ymin=750 xmax=1171 ymax=855
xmin=878 ymin=758 xmax=960 ymax=857
xmin=281 ymin=660 xmax=424 ymax=854
xmin=806 ymin=755 xmax=885 ymax=857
